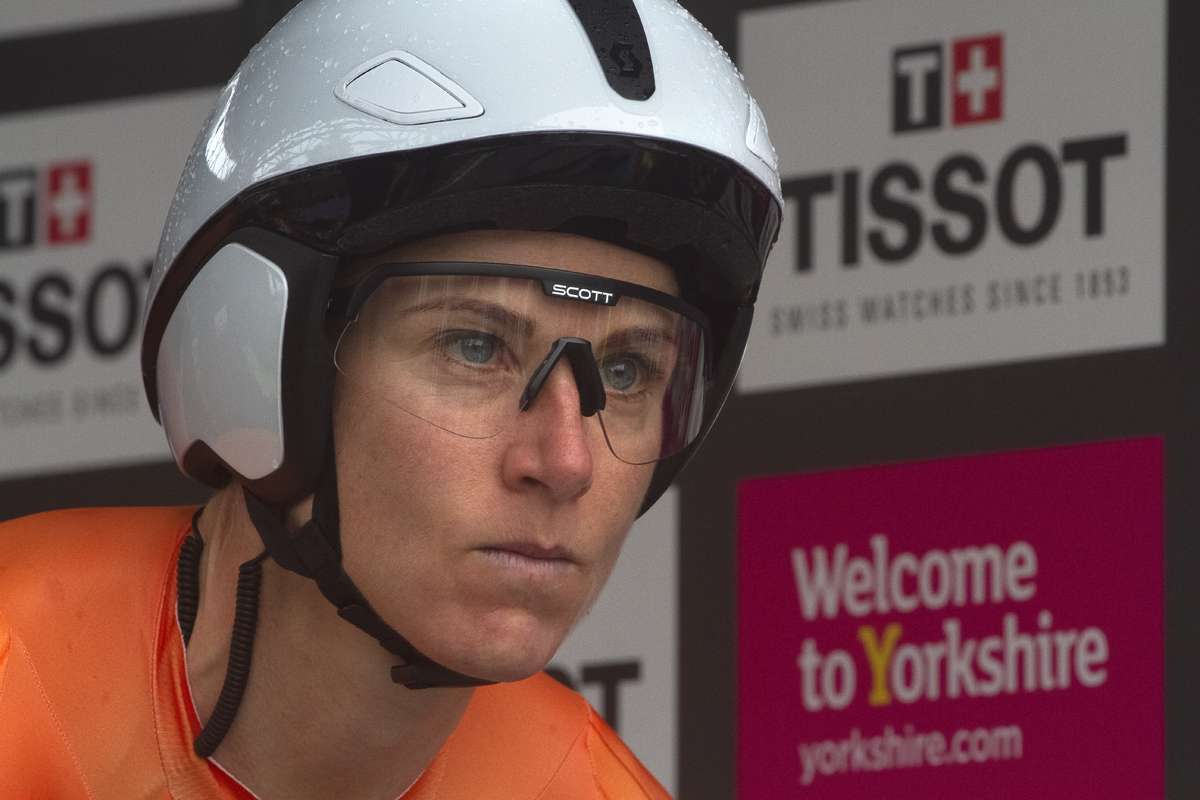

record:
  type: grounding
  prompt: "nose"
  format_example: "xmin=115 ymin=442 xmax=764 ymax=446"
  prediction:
xmin=501 ymin=358 xmax=596 ymax=501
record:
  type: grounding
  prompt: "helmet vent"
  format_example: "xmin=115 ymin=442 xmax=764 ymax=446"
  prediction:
xmin=565 ymin=0 xmax=656 ymax=101
xmin=335 ymin=50 xmax=484 ymax=125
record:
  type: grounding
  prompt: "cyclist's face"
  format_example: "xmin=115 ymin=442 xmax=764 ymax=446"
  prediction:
xmin=333 ymin=229 xmax=675 ymax=682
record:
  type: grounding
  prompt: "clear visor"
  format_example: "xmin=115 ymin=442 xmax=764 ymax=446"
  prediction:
xmin=329 ymin=263 xmax=709 ymax=465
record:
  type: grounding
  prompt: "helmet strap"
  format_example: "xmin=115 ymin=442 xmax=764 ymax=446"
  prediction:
xmin=241 ymin=449 xmax=495 ymax=690
xmin=174 ymin=452 xmax=494 ymax=760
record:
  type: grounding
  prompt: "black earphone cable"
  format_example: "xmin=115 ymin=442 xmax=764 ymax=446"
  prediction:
xmin=176 ymin=511 xmax=270 ymax=759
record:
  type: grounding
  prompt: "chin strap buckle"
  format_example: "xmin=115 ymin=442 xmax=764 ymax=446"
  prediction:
xmin=391 ymin=665 xmax=438 ymax=689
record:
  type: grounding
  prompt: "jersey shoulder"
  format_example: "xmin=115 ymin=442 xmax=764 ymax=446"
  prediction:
xmin=0 ymin=506 xmax=198 ymax=799
xmin=412 ymin=671 xmax=671 ymax=800
xmin=0 ymin=505 xmax=196 ymax=640
xmin=584 ymin=704 xmax=673 ymax=800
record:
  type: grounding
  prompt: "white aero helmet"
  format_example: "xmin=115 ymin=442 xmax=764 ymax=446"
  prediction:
xmin=143 ymin=0 xmax=781 ymax=511
xmin=148 ymin=0 xmax=781 ymax=754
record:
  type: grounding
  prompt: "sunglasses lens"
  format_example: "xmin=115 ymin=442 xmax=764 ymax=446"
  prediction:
xmin=334 ymin=273 xmax=706 ymax=463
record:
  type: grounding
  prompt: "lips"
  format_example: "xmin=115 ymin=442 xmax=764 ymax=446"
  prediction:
xmin=488 ymin=541 xmax=575 ymax=562
xmin=476 ymin=541 xmax=577 ymax=578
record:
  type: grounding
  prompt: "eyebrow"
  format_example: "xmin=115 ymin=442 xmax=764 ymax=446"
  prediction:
xmin=402 ymin=298 xmax=538 ymax=336
xmin=597 ymin=323 xmax=680 ymax=360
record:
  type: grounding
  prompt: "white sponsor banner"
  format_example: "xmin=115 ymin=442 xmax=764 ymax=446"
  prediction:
xmin=738 ymin=0 xmax=1164 ymax=392
xmin=549 ymin=487 xmax=678 ymax=795
xmin=1 ymin=0 xmax=238 ymax=40
xmin=0 ymin=89 xmax=220 ymax=479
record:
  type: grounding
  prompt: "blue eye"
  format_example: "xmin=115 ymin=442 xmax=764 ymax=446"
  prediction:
xmin=601 ymin=357 xmax=638 ymax=391
xmin=455 ymin=335 xmax=495 ymax=364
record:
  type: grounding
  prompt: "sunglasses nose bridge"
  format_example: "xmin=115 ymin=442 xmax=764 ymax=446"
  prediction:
xmin=519 ymin=337 xmax=607 ymax=418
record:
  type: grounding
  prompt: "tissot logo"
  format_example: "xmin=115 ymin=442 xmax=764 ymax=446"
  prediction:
xmin=0 ymin=160 xmax=93 ymax=251
xmin=892 ymin=34 xmax=1004 ymax=133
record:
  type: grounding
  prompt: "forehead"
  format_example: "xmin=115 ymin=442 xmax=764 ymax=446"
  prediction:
xmin=350 ymin=229 xmax=679 ymax=296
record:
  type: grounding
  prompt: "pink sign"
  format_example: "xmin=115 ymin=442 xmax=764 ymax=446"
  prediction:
xmin=738 ymin=438 xmax=1163 ymax=799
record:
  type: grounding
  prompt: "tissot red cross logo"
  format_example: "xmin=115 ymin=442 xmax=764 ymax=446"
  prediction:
xmin=891 ymin=33 xmax=1004 ymax=134
xmin=45 ymin=160 xmax=93 ymax=245
xmin=952 ymin=34 xmax=1003 ymax=126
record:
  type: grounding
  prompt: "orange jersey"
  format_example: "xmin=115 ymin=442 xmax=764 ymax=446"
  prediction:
xmin=0 ymin=507 xmax=671 ymax=799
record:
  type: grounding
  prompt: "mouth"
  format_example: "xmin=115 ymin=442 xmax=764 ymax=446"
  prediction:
xmin=477 ymin=542 xmax=577 ymax=577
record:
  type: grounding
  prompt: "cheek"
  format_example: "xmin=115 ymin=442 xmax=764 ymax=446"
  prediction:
xmin=331 ymin=386 xmax=474 ymax=584
xmin=334 ymin=381 xmax=486 ymax=502
xmin=335 ymin=385 xmax=411 ymax=507
xmin=332 ymin=380 xmax=502 ymax=575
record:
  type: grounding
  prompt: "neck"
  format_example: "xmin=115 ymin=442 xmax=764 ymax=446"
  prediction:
xmin=187 ymin=486 xmax=474 ymax=800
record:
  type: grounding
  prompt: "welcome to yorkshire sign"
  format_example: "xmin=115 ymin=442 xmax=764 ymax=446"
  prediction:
xmin=737 ymin=438 xmax=1163 ymax=798
xmin=737 ymin=0 xmax=1164 ymax=391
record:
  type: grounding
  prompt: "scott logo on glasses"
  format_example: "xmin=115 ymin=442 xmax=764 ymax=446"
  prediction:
xmin=549 ymin=283 xmax=618 ymax=306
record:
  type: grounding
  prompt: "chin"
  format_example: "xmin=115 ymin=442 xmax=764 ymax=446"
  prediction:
xmin=437 ymin=647 xmax=556 ymax=685
xmin=474 ymin=661 xmax=547 ymax=684
xmin=429 ymin=617 xmax=568 ymax=684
